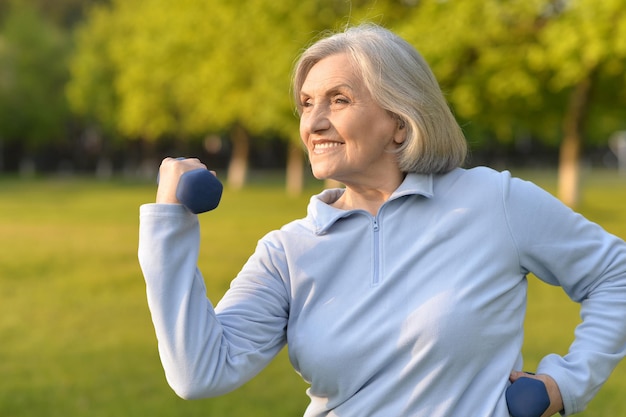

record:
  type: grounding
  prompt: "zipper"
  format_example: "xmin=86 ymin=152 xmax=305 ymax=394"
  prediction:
xmin=372 ymin=216 xmax=381 ymax=285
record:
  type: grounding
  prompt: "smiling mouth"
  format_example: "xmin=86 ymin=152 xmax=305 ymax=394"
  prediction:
xmin=313 ymin=142 xmax=343 ymax=154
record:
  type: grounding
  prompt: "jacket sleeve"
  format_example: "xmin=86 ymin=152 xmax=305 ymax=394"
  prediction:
xmin=502 ymin=173 xmax=626 ymax=415
xmin=138 ymin=203 xmax=289 ymax=399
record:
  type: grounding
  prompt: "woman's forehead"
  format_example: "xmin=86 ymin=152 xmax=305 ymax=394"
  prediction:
xmin=300 ymin=53 xmax=363 ymax=94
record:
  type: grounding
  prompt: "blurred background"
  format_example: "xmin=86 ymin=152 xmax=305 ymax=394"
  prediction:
xmin=1 ymin=0 xmax=626 ymax=416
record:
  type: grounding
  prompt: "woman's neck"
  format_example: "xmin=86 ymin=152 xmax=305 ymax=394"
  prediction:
xmin=331 ymin=174 xmax=405 ymax=216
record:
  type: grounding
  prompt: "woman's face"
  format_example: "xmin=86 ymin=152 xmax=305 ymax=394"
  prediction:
xmin=299 ymin=53 xmax=404 ymax=186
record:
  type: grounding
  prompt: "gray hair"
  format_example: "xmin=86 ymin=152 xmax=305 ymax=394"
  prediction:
xmin=292 ymin=24 xmax=467 ymax=174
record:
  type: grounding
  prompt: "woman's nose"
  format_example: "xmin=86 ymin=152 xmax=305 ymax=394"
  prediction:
xmin=302 ymin=104 xmax=331 ymax=133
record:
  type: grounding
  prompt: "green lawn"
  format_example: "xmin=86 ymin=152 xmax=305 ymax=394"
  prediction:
xmin=0 ymin=169 xmax=625 ymax=416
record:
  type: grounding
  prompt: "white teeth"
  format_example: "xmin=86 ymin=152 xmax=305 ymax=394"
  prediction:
xmin=314 ymin=142 xmax=341 ymax=150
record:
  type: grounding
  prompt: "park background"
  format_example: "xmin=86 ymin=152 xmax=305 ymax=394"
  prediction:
xmin=1 ymin=0 xmax=626 ymax=416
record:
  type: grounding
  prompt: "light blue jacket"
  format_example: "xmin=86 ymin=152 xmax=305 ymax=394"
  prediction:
xmin=138 ymin=167 xmax=626 ymax=416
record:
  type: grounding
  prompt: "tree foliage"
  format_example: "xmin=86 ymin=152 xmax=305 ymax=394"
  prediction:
xmin=69 ymin=0 xmax=626 ymax=143
xmin=65 ymin=3 xmax=118 ymax=136
xmin=69 ymin=0 xmax=355 ymax=143
xmin=67 ymin=0 xmax=376 ymax=187
xmin=0 ymin=2 xmax=71 ymax=149
xmin=397 ymin=0 xmax=626 ymax=141
xmin=531 ymin=0 xmax=626 ymax=142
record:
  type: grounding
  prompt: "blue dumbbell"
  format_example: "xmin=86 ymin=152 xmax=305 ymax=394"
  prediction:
xmin=506 ymin=377 xmax=551 ymax=417
xmin=157 ymin=159 xmax=223 ymax=214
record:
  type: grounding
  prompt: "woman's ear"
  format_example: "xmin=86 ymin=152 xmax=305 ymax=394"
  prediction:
xmin=394 ymin=118 xmax=407 ymax=144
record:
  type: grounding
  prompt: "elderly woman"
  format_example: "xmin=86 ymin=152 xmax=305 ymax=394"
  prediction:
xmin=139 ymin=24 xmax=626 ymax=417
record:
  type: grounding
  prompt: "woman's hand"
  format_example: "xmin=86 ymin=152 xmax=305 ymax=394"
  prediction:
xmin=509 ymin=371 xmax=564 ymax=417
xmin=156 ymin=157 xmax=207 ymax=204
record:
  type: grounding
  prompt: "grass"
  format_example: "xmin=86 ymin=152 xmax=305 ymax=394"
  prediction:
xmin=0 ymin=169 xmax=625 ymax=416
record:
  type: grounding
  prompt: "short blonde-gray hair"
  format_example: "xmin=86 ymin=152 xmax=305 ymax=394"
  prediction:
xmin=293 ymin=24 xmax=467 ymax=174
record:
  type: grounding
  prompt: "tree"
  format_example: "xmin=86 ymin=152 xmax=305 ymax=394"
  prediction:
xmin=0 ymin=0 xmax=104 ymax=28
xmin=68 ymin=0 xmax=375 ymax=191
xmin=0 ymin=2 xmax=71 ymax=171
xmin=529 ymin=0 xmax=626 ymax=205
xmin=66 ymin=3 xmax=118 ymax=135
xmin=396 ymin=0 xmax=626 ymax=207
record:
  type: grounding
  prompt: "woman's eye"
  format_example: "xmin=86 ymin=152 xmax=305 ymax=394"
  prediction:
xmin=333 ymin=96 xmax=349 ymax=105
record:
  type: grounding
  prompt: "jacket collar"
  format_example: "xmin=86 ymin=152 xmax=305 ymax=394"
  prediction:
xmin=308 ymin=173 xmax=434 ymax=235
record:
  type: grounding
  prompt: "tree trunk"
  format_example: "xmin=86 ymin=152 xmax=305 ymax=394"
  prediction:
xmin=286 ymin=141 xmax=304 ymax=196
xmin=227 ymin=124 xmax=249 ymax=190
xmin=136 ymin=137 xmax=158 ymax=179
xmin=558 ymin=74 xmax=594 ymax=207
